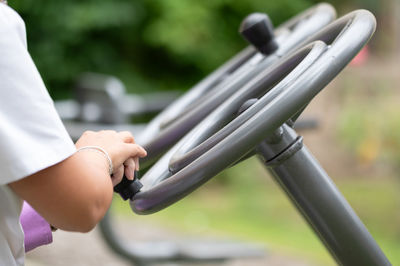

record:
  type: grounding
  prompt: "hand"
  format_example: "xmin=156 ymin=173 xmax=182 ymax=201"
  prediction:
xmin=111 ymin=157 xmax=138 ymax=186
xmin=75 ymin=130 xmax=147 ymax=186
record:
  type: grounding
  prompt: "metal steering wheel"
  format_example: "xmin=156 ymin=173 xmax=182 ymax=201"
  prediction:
xmin=113 ymin=3 xmax=337 ymax=200
xmin=131 ymin=10 xmax=376 ymax=214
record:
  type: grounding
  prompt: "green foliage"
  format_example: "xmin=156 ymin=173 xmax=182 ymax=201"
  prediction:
xmin=10 ymin=0 xmax=146 ymax=98
xmin=141 ymin=0 xmax=311 ymax=72
xmin=9 ymin=0 xmax=313 ymax=99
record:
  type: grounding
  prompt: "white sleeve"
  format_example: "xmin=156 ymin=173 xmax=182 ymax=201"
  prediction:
xmin=0 ymin=5 xmax=76 ymax=185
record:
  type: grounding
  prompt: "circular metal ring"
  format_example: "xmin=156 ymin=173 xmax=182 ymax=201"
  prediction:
xmin=131 ymin=10 xmax=376 ymax=215
xmin=136 ymin=4 xmax=336 ymax=166
xmin=132 ymin=41 xmax=326 ymax=213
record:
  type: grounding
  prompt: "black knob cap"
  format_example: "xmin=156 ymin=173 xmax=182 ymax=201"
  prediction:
xmin=114 ymin=172 xmax=143 ymax=200
xmin=239 ymin=13 xmax=278 ymax=55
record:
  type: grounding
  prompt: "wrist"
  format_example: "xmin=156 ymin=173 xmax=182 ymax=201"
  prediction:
xmin=76 ymin=146 xmax=113 ymax=175
xmin=74 ymin=149 xmax=111 ymax=180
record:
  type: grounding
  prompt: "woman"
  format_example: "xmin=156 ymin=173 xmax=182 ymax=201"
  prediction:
xmin=0 ymin=2 xmax=147 ymax=265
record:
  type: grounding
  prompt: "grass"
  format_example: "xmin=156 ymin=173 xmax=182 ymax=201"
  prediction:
xmin=111 ymin=157 xmax=400 ymax=265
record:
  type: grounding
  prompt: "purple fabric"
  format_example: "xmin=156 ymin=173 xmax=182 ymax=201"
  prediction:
xmin=20 ymin=201 xmax=53 ymax=252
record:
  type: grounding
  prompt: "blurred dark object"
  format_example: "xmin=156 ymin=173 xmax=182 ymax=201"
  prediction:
xmin=99 ymin=211 xmax=266 ymax=266
xmin=56 ymin=72 xmax=179 ymax=140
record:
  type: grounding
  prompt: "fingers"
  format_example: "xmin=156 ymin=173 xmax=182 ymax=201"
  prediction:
xmin=118 ymin=131 xmax=135 ymax=143
xmin=134 ymin=157 xmax=139 ymax=171
xmin=124 ymin=143 xmax=147 ymax=159
xmin=75 ymin=130 xmax=146 ymax=184
xmin=113 ymin=157 xmax=139 ymax=187
xmin=123 ymin=158 xmax=136 ymax=180
xmin=111 ymin=165 xmax=124 ymax=187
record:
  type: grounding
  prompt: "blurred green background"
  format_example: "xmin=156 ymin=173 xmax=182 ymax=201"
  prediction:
xmin=12 ymin=0 xmax=400 ymax=265
xmin=9 ymin=0 xmax=385 ymax=98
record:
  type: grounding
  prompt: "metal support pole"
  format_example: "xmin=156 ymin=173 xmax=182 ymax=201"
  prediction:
xmin=257 ymin=124 xmax=390 ymax=266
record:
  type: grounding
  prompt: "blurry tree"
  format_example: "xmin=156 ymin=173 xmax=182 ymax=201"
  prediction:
xmin=9 ymin=0 xmax=313 ymax=99
xmin=10 ymin=0 xmax=147 ymax=98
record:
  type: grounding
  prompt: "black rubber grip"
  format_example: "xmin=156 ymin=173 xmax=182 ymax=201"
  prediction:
xmin=113 ymin=172 xmax=143 ymax=200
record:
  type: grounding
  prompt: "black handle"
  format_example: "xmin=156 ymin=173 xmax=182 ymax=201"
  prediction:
xmin=113 ymin=172 xmax=143 ymax=200
xmin=239 ymin=13 xmax=278 ymax=55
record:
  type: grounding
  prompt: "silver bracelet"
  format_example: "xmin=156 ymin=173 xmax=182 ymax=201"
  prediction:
xmin=76 ymin=146 xmax=113 ymax=176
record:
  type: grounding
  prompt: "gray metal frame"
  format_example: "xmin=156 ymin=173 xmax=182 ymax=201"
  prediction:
xmin=136 ymin=3 xmax=336 ymax=166
xmin=126 ymin=9 xmax=390 ymax=266
xmin=258 ymin=124 xmax=389 ymax=265
xmin=99 ymin=5 xmax=391 ymax=266
xmin=100 ymin=4 xmax=338 ymax=264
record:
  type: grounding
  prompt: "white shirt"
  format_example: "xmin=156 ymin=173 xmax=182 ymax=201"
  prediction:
xmin=0 ymin=4 xmax=76 ymax=265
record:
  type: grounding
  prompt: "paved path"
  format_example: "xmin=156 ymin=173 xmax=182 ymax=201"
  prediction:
xmin=25 ymin=218 xmax=315 ymax=266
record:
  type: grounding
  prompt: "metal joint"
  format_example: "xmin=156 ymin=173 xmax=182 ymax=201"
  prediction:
xmin=264 ymin=136 xmax=303 ymax=167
